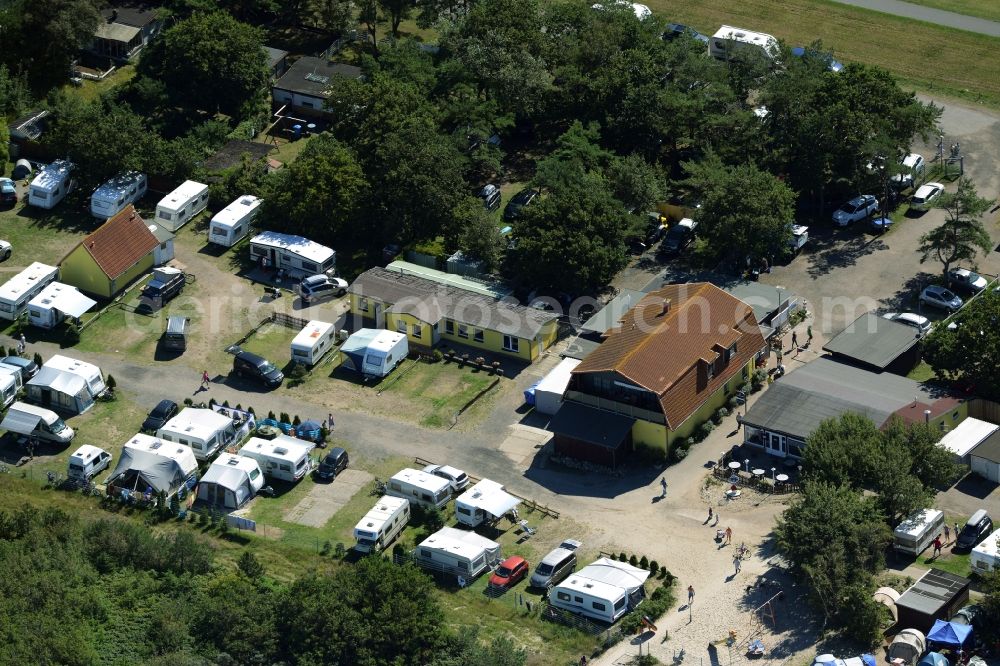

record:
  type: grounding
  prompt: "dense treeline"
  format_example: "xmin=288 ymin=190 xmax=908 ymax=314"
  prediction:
xmin=0 ymin=504 xmax=526 ymax=666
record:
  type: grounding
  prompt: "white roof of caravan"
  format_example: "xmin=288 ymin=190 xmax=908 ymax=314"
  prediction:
xmin=70 ymin=444 xmax=106 ymax=462
xmin=536 ymin=357 xmax=581 ymax=395
xmin=369 ymin=329 xmax=406 ymax=353
xmin=122 ymin=433 xmax=198 ymax=474
xmin=576 ymin=557 xmax=650 ymax=591
xmin=894 ymin=508 xmax=944 ymax=537
xmin=27 ymin=366 xmax=86 ymax=395
xmin=240 ymin=434 xmax=314 ymax=461
xmin=939 ymin=418 xmax=999 ymax=458
xmin=158 ymin=407 xmax=233 ymax=439
xmin=0 ymin=263 xmax=59 ymax=302
xmin=972 ymin=528 xmax=1000 ymax=559
xmin=554 ymin=573 xmax=627 ymax=602
xmin=30 ymin=161 xmax=72 ymax=192
xmin=292 ymin=320 xmax=336 ymax=349
xmin=93 ymin=171 xmax=145 ymax=200
xmin=455 ymin=479 xmax=520 ymax=518
xmin=28 ymin=282 xmax=96 ymax=318
xmin=211 ymin=195 xmax=261 ymax=227
xmin=157 ymin=180 xmax=208 ymax=212
xmin=391 ymin=467 xmax=451 ymax=493
xmin=44 ymin=354 xmax=102 ymax=381
xmin=419 ymin=526 xmax=500 ymax=559
xmin=250 ymin=231 xmax=334 ymax=264
xmin=355 ymin=495 xmax=409 ymax=530
xmin=713 ymin=25 xmax=777 ymax=44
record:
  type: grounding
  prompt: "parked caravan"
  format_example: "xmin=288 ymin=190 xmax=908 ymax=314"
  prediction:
xmin=0 ymin=401 xmax=74 ymax=444
xmin=249 ymin=231 xmax=336 ymax=279
xmin=455 ymin=478 xmax=521 ymax=527
xmin=709 ymin=25 xmax=780 ymax=62
xmin=26 ymin=367 xmax=94 ymax=414
xmin=893 ymin=508 xmax=945 ymax=556
xmin=362 ymin=330 xmax=408 ymax=378
xmin=154 ymin=180 xmax=209 ymax=232
xmin=415 ymin=526 xmax=502 ymax=579
xmin=43 ymin=355 xmax=106 ymax=399
xmin=354 ymin=495 xmax=410 ymax=553
xmin=549 ymin=557 xmax=650 ymax=623
xmin=90 ymin=171 xmax=147 ymax=219
xmin=28 ymin=160 xmax=75 ymax=209
xmin=156 ymin=407 xmax=237 ymax=461
xmin=27 ymin=282 xmax=96 ymax=329
xmin=530 ymin=539 xmax=582 ymax=589
xmin=386 ymin=468 xmax=452 ymax=510
xmin=107 ymin=434 xmax=198 ymax=499
xmin=0 ymin=362 xmax=24 ymax=393
xmin=0 ymin=371 xmax=17 ymax=408
xmin=67 ymin=444 xmax=112 ymax=481
xmin=196 ymin=454 xmax=265 ymax=509
xmin=0 ymin=262 xmax=59 ymax=321
xmin=238 ymin=435 xmax=314 ymax=482
xmin=290 ymin=320 xmax=337 ymax=367
xmin=970 ymin=528 xmax=1000 ymax=573
xmin=209 ymin=195 xmax=261 ymax=247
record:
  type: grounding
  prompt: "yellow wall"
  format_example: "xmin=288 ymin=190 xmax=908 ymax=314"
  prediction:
xmin=930 ymin=401 xmax=969 ymax=433
xmin=60 ymin=245 xmax=154 ymax=299
xmin=632 ymin=420 xmax=667 ymax=451
xmin=111 ymin=254 xmax=154 ymax=297
xmin=385 ymin=312 xmax=434 ymax=348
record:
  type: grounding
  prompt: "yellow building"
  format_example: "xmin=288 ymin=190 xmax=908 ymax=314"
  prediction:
xmin=348 ymin=267 xmax=559 ymax=362
xmin=59 ymin=205 xmax=160 ymax=299
xmin=552 ymin=283 xmax=767 ymax=467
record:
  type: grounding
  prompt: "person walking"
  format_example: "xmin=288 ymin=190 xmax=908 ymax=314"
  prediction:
xmin=944 ymin=524 xmax=951 ymax=545
xmin=725 ymin=526 xmax=733 ymax=545
xmin=734 ymin=553 xmax=742 ymax=574
xmin=713 ymin=512 xmax=720 ymax=527
xmin=933 ymin=535 xmax=943 ymax=557
xmin=708 ymin=507 xmax=713 ymax=522
xmin=18 ymin=332 xmax=26 ymax=355
xmin=806 ymin=325 xmax=813 ymax=347
xmin=327 ymin=413 xmax=335 ymax=430
xmin=791 ymin=330 xmax=798 ymax=349
xmin=200 ymin=370 xmax=210 ymax=390
xmin=687 ymin=585 xmax=695 ymax=606
xmin=660 ymin=476 xmax=667 ymax=498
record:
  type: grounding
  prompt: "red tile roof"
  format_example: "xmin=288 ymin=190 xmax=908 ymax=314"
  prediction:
xmin=889 ymin=397 xmax=964 ymax=426
xmin=79 ymin=205 xmax=158 ymax=280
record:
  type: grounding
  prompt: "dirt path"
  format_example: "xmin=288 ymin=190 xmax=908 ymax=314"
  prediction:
xmin=285 ymin=469 xmax=373 ymax=527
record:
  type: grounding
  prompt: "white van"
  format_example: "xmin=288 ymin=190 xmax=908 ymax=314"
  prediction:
xmin=238 ymin=435 xmax=314 ymax=483
xmin=709 ymin=25 xmax=780 ymax=62
xmin=208 ymin=195 xmax=261 ymax=247
xmin=67 ymin=444 xmax=113 ymax=481
xmin=0 ymin=401 xmax=75 ymax=444
xmin=354 ymin=495 xmax=410 ymax=553
xmin=28 ymin=160 xmax=75 ymax=209
xmin=290 ymin=320 xmax=336 ymax=367
xmin=154 ymin=180 xmax=209 ymax=232
xmin=893 ymin=508 xmax=944 ymax=556
xmin=90 ymin=171 xmax=147 ymax=219
xmin=385 ymin=468 xmax=452 ymax=510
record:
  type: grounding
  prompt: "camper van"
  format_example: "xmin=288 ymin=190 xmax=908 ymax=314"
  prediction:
xmin=549 ymin=557 xmax=650 ymax=623
xmin=238 ymin=435 xmax=314 ymax=483
xmin=28 ymin=160 xmax=75 ymax=209
xmin=290 ymin=320 xmax=337 ymax=367
xmin=970 ymin=528 xmax=1000 ymax=573
xmin=709 ymin=25 xmax=780 ymax=62
xmin=67 ymin=444 xmax=113 ymax=481
xmin=353 ymin=495 xmax=410 ymax=554
xmin=386 ymin=468 xmax=452 ymax=510
xmin=90 ymin=171 xmax=147 ymax=219
xmin=415 ymin=526 xmax=502 ymax=579
xmin=154 ymin=180 xmax=209 ymax=232
xmin=43 ymin=355 xmax=106 ymax=399
xmin=156 ymin=407 xmax=237 ymax=461
xmin=209 ymin=195 xmax=261 ymax=247
xmin=0 ymin=401 xmax=75 ymax=444
xmin=0 ymin=262 xmax=60 ymax=321
xmin=362 ymin=330 xmax=408 ymax=378
xmin=27 ymin=282 xmax=96 ymax=329
xmin=455 ymin=479 xmax=520 ymax=527
xmin=530 ymin=539 xmax=582 ymax=589
xmin=893 ymin=508 xmax=945 ymax=556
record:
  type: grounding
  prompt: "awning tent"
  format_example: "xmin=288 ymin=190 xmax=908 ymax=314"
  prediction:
xmin=197 ymin=462 xmax=254 ymax=509
xmin=874 ymin=586 xmax=901 ymax=622
xmin=0 ymin=409 xmax=42 ymax=436
xmin=47 ymin=287 xmax=96 ymax=318
xmin=926 ymin=619 xmax=972 ymax=648
xmin=888 ymin=629 xmax=926 ymax=665
xmin=29 ymin=366 xmax=88 ymax=396
xmin=917 ymin=653 xmax=950 ymax=666
xmin=340 ymin=328 xmax=381 ymax=372
xmin=107 ymin=447 xmax=194 ymax=496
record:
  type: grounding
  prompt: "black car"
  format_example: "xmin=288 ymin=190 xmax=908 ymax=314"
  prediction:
xmin=503 ymin=188 xmax=538 ymax=222
xmin=232 ymin=350 xmax=284 ymax=389
xmin=663 ymin=23 xmax=709 ymax=43
xmin=955 ymin=510 xmax=993 ymax=551
xmin=141 ymin=399 xmax=178 ymax=432
xmin=315 ymin=447 xmax=349 ymax=481
xmin=661 ymin=220 xmax=696 ymax=255
xmin=1 ymin=355 xmax=38 ymax=382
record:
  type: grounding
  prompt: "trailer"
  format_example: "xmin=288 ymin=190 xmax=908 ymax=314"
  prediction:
xmin=362 ymin=330 xmax=408 ymax=378
xmin=42 ymin=354 xmax=106 ymax=399
xmin=970 ymin=528 xmax=1000 ymax=573
xmin=290 ymin=320 xmax=337 ymax=367
xmin=893 ymin=508 xmax=945 ymax=556
xmin=209 ymin=195 xmax=261 ymax=247
xmin=0 ymin=262 xmax=59 ymax=321
xmin=27 ymin=282 xmax=96 ymax=329
xmin=455 ymin=478 xmax=520 ymax=527
xmin=27 ymin=160 xmax=75 ymax=209
xmin=386 ymin=468 xmax=452 ymax=510
xmin=238 ymin=434 xmax=314 ymax=482
xmin=157 ymin=407 xmax=238 ymax=461
xmin=708 ymin=25 xmax=780 ymax=62
xmin=249 ymin=231 xmax=335 ymax=280
xmin=549 ymin=557 xmax=650 ymax=623
xmin=154 ymin=180 xmax=209 ymax=231
xmin=90 ymin=171 xmax=147 ymax=219
xmin=354 ymin=495 xmax=410 ymax=553
xmin=414 ymin=526 xmax=501 ymax=580
xmin=0 ymin=371 xmax=16 ymax=408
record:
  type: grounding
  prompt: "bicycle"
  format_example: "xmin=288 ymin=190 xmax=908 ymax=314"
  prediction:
xmin=370 ymin=478 xmax=387 ymax=496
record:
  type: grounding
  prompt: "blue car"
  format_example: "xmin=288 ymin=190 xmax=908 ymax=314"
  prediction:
xmin=790 ymin=46 xmax=844 ymax=72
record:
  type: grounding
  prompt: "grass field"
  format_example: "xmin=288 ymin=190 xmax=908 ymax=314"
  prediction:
xmin=903 ymin=0 xmax=1000 ymax=23
xmin=379 ymin=359 xmax=496 ymax=427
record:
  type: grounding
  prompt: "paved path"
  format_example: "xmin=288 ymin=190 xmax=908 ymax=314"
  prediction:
xmin=830 ymin=0 xmax=1000 ymax=37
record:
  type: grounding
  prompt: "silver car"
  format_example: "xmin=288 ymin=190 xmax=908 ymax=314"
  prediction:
xmin=530 ymin=539 xmax=581 ymax=589
xmin=919 ymin=285 xmax=963 ymax=311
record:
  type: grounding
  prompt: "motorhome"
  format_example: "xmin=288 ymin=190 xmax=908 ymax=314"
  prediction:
xmin=208 ymin=195 xmax=261 ymax=247
xmin=90 ymin=171 xmax=147 ymax=219
xmin=353 ymin=495 xmax=410 ymax=554
xmin=238 ymin=435 xmax=314 ymax=483
xmin=709 ymin=25 xmax=780 ymax=62
xmin=249 ymin=231 xmax=335 ymax=279
xmin=385 ymin=468 xmax=452 ymax=510
xmin=893 ymin=508 xmax=945 ymax=556
xmin=154 ymin=180 xmax=209 ymax=232
xmin=414 ymin=526 xmax=502 ymax=579
xmin=0 ymin=262 xmax=60 ymax=321
xmin=0 ymin=401 xmax=75 ymax=444
xmin=156 ymin=407 xmax=237 ymax=461
xmin=549 ymin=557 xmax=650 ymax=623
xmin=290 ymin=320 xmax=337 ymax=367
xmin=455 ymin=478 xmax=521 ymax=527
xmin=27 ymin=160 xmax=75 ymax=209
xmin=362 ymin=330 xmax=408 ymax=378
xmin=43 ymin=354 xmax=106 ymax=399
xmin=196 ymin=454 xmax=265 ymax=509
xmin=27 ymin=282 xmax=96 ymax=329
xmin=67 ymin=444 xmax=112 ymax=481
xmin=970 ymin=528 xmax=1000 ymax=573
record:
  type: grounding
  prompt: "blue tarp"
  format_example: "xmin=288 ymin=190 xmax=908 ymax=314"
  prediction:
xmin=861 ymin=654 xmax=876 ymax=666
xmin=927 ymin=619 xmax=972 ymax=648
xmin=917 ymin=652 xmax=950 ymax=666
xmin=524 ymin=381 xmax=539 ymax=406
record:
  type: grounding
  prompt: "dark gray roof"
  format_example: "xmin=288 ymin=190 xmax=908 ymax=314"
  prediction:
xmin=549 ymin=402 xmax=635 ymax=448
xmin=823 ymin=312 xmax=921 ymax=370
xmin=743 ymin=357 xmax=945 ymax=440
xmin=263 ymin=46 xmax=288 ymax=70
xmin=723 ymin=282 xmax=793 ymax=324
xmin=580 ymin=289 xmax=643 ymax=336
xmin=896 ymin=569 xmax=970 ymax=615
xmin=100 ymin=6 xmax=159 ymax=27
xmin=203 ymin=140 xmax=272 ymax=173
xmin=273 ymin=57 xmax=362 ymax=98
xmin=971 ymin=430 xmax=1000 ymax=464
xmin=563 ymin=336 xmax=601 ymax=360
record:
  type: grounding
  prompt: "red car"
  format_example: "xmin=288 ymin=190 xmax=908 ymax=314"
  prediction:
xmin=489 ymin=555 xmax=530 ymax=589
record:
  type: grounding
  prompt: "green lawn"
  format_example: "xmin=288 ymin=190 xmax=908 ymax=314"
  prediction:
xmin=907 ymin=361 xmax=937 ymax=381
xmin=237 ymin=321 xmax=298 ymax=369
xmin=64 ymin=65 xmax=136 ymax=103
xmin=0 ymin=193 xmax=94 ymax=267
xmin=380 ymin=359 xmax=496 ymax=428
xmin=903 ymin=0 xmax=1000 ymax=23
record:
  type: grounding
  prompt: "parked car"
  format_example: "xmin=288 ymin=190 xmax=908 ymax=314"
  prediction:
xmin=0 ymin=177 xmax=16 ymax=205
xmin=789 ymin=46 xmax=844 ymax=72
xmin=948 ymin=268 xmax=989 ymax=294
xmin=663 ymin=23 xmax=709 ymax=43
xmin=422 ymin=464 xmax=469 ymax=493
xmin=479 ymin=184 xmax=501 ymax=211
xmin=316 ymin=447 xmax=349 ymax=481
xmin=832 ymin=195 xmax=878 ymax=226
xmin=661 ymin=218 xmax=697 ymax=254
xmin=530 ymin=539 xmax=582 ymax=589
xmin=870 ymin=215 xmax=893 ymax=233
xmin=503 ymin=188 xmax=538 ymax=221
xmin=955 ymin=510 xmax=993 ymax=551
xmin=232 ymin=350 xmax=284 ymax=389
xmin=919 ymin=285 xmax=963 ymax=312
xmin=299 ymin=274 xmax=348 ymax=305
xmin=141 ymin=399 xmax=179 ymax=432
xmin=890 ymin=153 xmax=925 ymax=190
xmin=882 ymin=312 xmax=931 ymax=334
xmin=1 ymin=355 xmax=38 ymax=381
xmin=0 ymin=240 xmax=10 ymax=261
xmin=489 ymin=555 xmax=530 ymax=589
xmin=910 ymin=182 xmax=944 ymax=211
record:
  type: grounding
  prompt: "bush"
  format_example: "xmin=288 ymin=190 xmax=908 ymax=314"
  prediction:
xmin=183 ymin=397 xmax=193 ymax=406
xmin=648 ymin=560 xmax=659 ymax=577
xmin=639 ymin=555 xmax=649 ymax=569
xmin=681 ymin=437 xmax=695 ymax=450
xmin=33 ymin=352 xmax=43 ymax=366
xmin=279 ymin=412 xmax=290 ymax=424
xmin=292 ymin=415 xmax=301 ymax=426
xmin=64 ymin=322 xmax=81 ymax=345
xmin=727 ymin=396 xmax=740 ymax=411
xmin=432 ymin=350 xmax=443 ymax=362
xmin=628 ymin=554 xmax=638 ymax=567
xmin=268 ymin=410 xmax=276 ymax=420
xmin=670 ymin=446 xmax=689 ymax=463
xmin=699 ymin=422 xmax=715 ymax=438
xmin=106 ymin=375 xmax=117 ymax=390
xmin=287 ymin=362 xmax=307 ymax=380
xmin=222 ymin=400 xmax=230 ymax=408
xmin=714 ymin=407 xmax=729 ymax=424
xmin=619 ymin=552 xmax=628 ymax=562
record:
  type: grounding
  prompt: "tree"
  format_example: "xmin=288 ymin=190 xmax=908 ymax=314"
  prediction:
xmin=918 ymin=177 xmax=994 ymax=276
xmin=237 ymin=551 xmax=265 ymax=580
xmin=452 ymin=203 xmax=504 ymax=272
xmin=2 ymin=0 xmax=101 ymax=91
xmin=923 ymin=288 xmax=1000 ymax=400
xmin=882 ymin=417 xmax=960 ymax=489
xmin=607 ymin=155 xmax=666 ymax=213
xmin=431 ymin=628 xmax=527 ymax=666
xmin=379 ymin=0 xmax=413 ymax=37
xmin=801 ymin=412 xmax=883 ymax=489
xmin=311 ymin=0 xmax=357 ymax=37
xmin=359 ymin=0 xmax=380 ymax=57
xmin=979 ymin=568 xmax=1000 ymax=645
xmin=191 ymin=574 xmax=278 ymax=664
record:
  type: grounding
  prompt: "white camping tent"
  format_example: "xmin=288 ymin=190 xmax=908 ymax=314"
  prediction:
xmin=454 ymin=478 xmax=520 ymax=527
xmin=26 ymin=367 xmax=94 ymax=414
xmin=107 ymin=439 xmax=198 ymax=498
xmin=197 ymin=454 xmax=264 ymax=509
xmin=874 ymin=586 xmax=901 ymax=622
xmin=535 ymin=357 xmax=580 ymax=415
xmin=887 ymin=629 xmax=927 ymax=665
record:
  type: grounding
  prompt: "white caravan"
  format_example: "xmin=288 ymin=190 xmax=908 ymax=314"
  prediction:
xmin=43 ymin=354 xmax=106 ymax=399
xmin=970 ymin=528 xmax=1000 ymax=573
xmin=0 ymin=362 xmax=24 ymax=392
xmin=386 ymin=468 xmax=452 ymax=510
xmin=90 ymin=171 xmax=147 ymax=219
xmin=709 ymin=25 xmax=780 ymax=62
xmin=0 ymin=371 xmax=17 ymax=408
xmin=208 ymin=195 xmax=261 ymax=247
xmin=893 ymin=508 xmax=944 ymax=556
xmin=362 ymin=330 xmax=408 ymax=378
xmin=0 ymin=262 xmax=59 ymax=321
xmin=238 ymin=435 xmax=314 ymax=483
xmin=290 ymin=320 xmax=337 ymax=367
xmin=455 ymin=478 xmax=520 ymax=527
xmin=67 ymin=444 xmax=113 ymax=481
xmin=415 ymin=526 xmax=501 ymax=579
xmin=27 ymin=282 xmax=96 ymax=329
xmin=0 ymin=401 xmax=75 ymax=444
xmin=354 ymin=495 xmax=410 ymax=554
xmin=549 ymin=557 xmax=650 ymax=623
xmin=196 ymin=454 xmax=265 ymax=509
xmin=154 ymin=180 xmax=209 ymax=232
xmin=28 ymin=160 xmax=75 ymax=209
xmin=156 ymin=407 xmax=237 ymax=461
xmin=249 ymin=231 xmax=336 ymax=279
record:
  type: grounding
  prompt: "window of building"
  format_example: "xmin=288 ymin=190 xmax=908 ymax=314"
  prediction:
xmin=412 ymin=323 xmax=422 ymax=339
xmin=503 ymin=335 xmax=519 ymax=352
xmin=474 ymin=329 xmax=484 ymax=343
xmin=953 ymin=411 xmax=959 ymax=420
xmin=445 ymin=320 xmax=454 ymax=335
xmin=704 ymin=359 xmax=715 ymax=379
xmin=359 ymin=298 xmax=369 ymax=312
xmin=396 ymin=320 xmax=407 ymax=333
xmin=458 ymin=325 xmax=469 ymax=339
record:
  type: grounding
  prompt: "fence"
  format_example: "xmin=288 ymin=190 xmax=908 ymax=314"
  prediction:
xmin=711 ymin=465 xmax=800 ymax=495
xmin=412 ymin=456 xmax=560 ymax=518
xmin=969 ymin=398 xmax=1000 ymax=423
